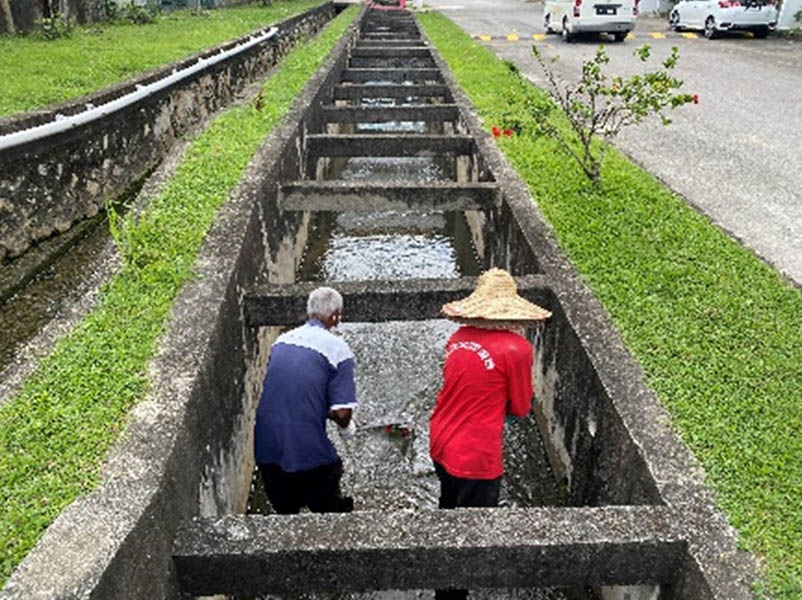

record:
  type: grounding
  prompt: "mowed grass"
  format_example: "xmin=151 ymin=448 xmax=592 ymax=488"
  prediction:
xmin=0 ymin=5 xmax=358 ymax=587
xmin=419 ymin=11 xmax=802 ymax=599
xmin=0 ymin=0 xmax=325 ymax=118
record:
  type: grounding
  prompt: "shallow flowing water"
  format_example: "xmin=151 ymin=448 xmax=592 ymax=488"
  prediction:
xmin=247 ymin=212 xmax=575 ymax=598
xmin=0 ymin=217 xmax=116 ymax=403
xmin=299 ymin=211 xmax=479 ymax=282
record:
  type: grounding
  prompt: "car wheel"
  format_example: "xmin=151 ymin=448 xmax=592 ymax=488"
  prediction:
xmin=753 ymin=26 xmax=770 ymax=38
xmin=544 ymin=13 xmax=555 ymax=34
xmin=613 ymin=31 xmax=627 ymax=41
xmin=704 ymin=16 xmax=718 ymax=39
xmin=562 ymin=18 xmax=574 ymax=42
xmin=669 ymin=10 xmax=681 ymax=31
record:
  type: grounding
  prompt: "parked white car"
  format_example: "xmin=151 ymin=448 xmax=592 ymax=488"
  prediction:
xmin=544 ymin=0 xmax=639 ymax=42
xmin=668 ymin=0 xmax=779 ymax=38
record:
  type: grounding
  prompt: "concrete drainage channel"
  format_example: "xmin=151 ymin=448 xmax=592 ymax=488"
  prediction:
xmin=172 ymin=6 xmax=756 ymax=600
xmin=0 ymin=5 xmax=758 ymax=600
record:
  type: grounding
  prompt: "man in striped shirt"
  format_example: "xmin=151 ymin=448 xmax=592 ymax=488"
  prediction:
xmin=254 ymin=287 xmax=357 ymax=514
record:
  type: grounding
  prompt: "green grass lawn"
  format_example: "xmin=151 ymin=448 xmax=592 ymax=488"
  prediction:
xmin=0 ymin=5 xmax=358 ymax=587
xmin=418 ymin=11 xmax=802 ymax=599
xmin=0 ymin=0 xmax=325 ymax=118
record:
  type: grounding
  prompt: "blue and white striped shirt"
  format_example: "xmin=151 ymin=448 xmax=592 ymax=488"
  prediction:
xmin=254 ymin=320 xmax=357 ymax=472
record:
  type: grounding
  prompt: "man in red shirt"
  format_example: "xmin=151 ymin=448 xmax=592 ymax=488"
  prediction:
xmin=429 ymin=269 xmax=551 ymax=599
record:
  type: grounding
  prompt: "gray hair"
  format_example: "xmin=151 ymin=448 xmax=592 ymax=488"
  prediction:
xmin=307 ymin=287 xmax=343 ymax=320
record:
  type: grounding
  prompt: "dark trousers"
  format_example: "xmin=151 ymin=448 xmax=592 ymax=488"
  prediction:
xmin=434 ymin=461 xmax=501 ymax=599
xmin=258 ymin=460 xmax=353 ymax=515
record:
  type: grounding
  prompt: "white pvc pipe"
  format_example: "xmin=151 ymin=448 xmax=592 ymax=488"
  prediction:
xmin=0 ymin=26 xmax=279 ymax=152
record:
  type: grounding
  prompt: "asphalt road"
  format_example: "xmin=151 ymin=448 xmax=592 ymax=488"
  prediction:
xmin=425 ymin=0 xmax=802 ymax=288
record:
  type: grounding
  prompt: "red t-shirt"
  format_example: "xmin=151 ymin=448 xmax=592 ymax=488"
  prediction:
xmin=429 ymin=326 xmax=533 ymax=480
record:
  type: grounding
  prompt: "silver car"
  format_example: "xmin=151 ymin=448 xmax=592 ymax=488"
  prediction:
xmin=669 ymin=0 xmax=778 ymax=38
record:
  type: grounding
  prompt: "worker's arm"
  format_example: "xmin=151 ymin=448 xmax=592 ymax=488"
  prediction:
xmin=328 ymin=354 xmax=357 ymax=436
xmin=507 ymin=346 xmax=534 ymax=418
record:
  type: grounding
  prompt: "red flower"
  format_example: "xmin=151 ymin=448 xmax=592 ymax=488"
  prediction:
xmin=502 ymin=129 xmax=514 ymax=137
xmin=692 ymin=94 xmax=700 ymax=105
xmin=491 ymin=125 xmax=501 ymax=138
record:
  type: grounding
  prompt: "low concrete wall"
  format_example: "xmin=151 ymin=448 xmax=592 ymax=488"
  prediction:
xmin=0 ymin=8 xmax=362 ymax=600
xmin=0 ymin=3 xmax=336 ymax=262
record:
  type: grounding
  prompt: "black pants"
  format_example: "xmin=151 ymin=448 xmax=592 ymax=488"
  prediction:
xmin=434 ymin=462 xmax=501 ymax=599
xmin=258 ymin=460 xmax=353 ymax=515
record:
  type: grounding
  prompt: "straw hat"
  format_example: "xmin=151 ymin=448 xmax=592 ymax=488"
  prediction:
xmin=442 ymin=268 xmax=552 ymax=327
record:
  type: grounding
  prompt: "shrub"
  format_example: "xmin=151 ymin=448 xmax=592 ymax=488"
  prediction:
xmin=503 ymin=44 xmax=696 ymax=185
xmin=37 ymin=11 xmax=73 ymax=40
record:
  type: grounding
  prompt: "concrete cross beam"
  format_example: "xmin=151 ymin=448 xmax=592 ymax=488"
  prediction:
xmin=363 ymin=21 xmax=418 ymax=28
xmin=332 ymin=84 xmax=451 ymax=101
xmin=361 ymin=34 xmax=423 ymax=41
xmin=341 ymin=68 xmax=443 ymax=83
xmin=350 ymin=57 xmax=437 ymax=68
xmin=319 ymin=104 xmax=461 ymax=123
xmin=351 ymin=47 xmax=434 ymax=58
xmin=305 ymin=134 xmax=474 ymax=158
xmin=356 ymin=39 xmax=429 ymax=46
xmin=243 ymin=275 xmax=551 ymax=326
xmin=172 ymin=506 xmax=687 ymax=597
xmin=363 ymin=24 xmax=419 ymax=31
xmin=278 ymin=181 xmax=501 ymax=212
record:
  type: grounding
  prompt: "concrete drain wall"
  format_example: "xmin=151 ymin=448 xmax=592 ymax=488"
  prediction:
xmin=0 ymin=3 xmax=337 ymax=263
xmin=0 ymin=6 xmax=758 ymax=600
xmin=173 ymin=7 xmax=757 ymax=600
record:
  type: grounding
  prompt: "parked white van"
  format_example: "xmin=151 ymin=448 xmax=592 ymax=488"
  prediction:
xmin=544 ymin=0 xmax=639 ymax=41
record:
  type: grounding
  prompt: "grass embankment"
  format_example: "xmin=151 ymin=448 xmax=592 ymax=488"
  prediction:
xmin=0 ymin=5 xmax=358 ymax=587
xmin=419 ymin=11 xmax=802 ymax=599
xmin=0 ymin=0 xmax=325 ymax=118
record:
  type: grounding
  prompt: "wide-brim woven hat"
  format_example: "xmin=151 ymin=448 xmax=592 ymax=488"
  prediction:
xmin=442 ymin=268 xmax=552 ymax=325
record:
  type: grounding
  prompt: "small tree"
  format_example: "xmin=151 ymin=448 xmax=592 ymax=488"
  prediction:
xmin=506 ymin=44 xmax=696 ymax=185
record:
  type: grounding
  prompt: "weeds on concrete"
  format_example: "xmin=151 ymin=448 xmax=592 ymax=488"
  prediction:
xmin=420 ymin=10 xmax=802 ymax=599
xmin=0 ymin=4 xmax=358 ymax=587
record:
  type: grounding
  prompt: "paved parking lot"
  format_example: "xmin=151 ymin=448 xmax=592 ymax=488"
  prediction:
xmin=427 ymin=0 xmax=802 ymax=287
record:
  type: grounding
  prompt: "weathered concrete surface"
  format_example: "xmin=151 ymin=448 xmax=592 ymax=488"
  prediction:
xmin=174 ymin=507 xmax=686 ymax=596
xmin=2 ymin=5 xmax=761 ymax=599
xmin=352 ymin=47 xmax=433 ymax=58
xmin=321 ymin=104 xmax=460 ymax=123
xmin=332 ymin=83 xmax=452 ymax=101
xmin=307 ymin=133 xmax=474 ymax=157
xmin=357 ymin=39 xmax=429 ymax=45
xmin=341 ymin=67 xmax=444 ymax=83
xmin=244 ymin=275 xmax=551 ymax=326
xmin=279 ymin=181 xmax=500 ymax=212
xmin=145 ymin=7 xmax=762 ymax=599
xmin=0 ymin=7 xmax=365 ymax=599
xmin=0 ymin=3 xmax=336 ymax=262
xmin=350 ymin=56 xmax=437 ymax=68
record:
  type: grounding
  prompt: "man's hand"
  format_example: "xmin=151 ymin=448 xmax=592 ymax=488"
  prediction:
xmin=328 ymin=408 xmax=356 ymax=440
xmin=327 ymin=407 xmax=352 ymax=428
xmin=338 ymin=419 xmax=357 ymax=440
